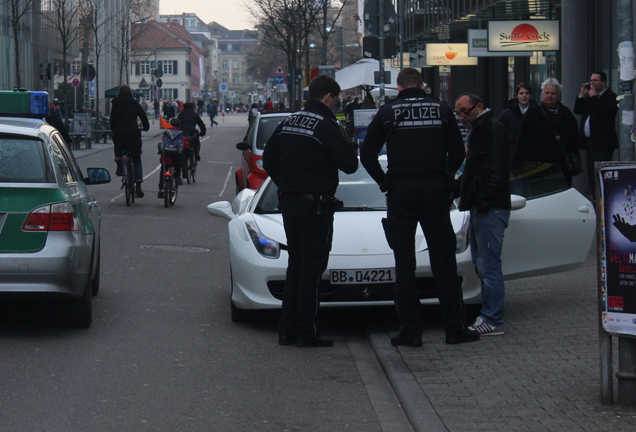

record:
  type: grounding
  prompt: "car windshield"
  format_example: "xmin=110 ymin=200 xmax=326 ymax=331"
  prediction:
xmin=0 ymin=135 xmax=54 ymax=183
xmin=256 ymin=116 xmax=288 ymax=150
xmin=255 ymin=160 xmax=388 ymax=214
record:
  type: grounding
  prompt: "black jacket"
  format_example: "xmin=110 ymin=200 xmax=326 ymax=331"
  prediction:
xmin=573 ymin=88 xmax=618 ymax=151
xmin=459 ymin=109 xmax=511 ymax=212
xmin=498 ymin=98 xmax=537 ymax=146
xmin=177 ymin=106 xmax=206 ymax=137
xmin=45 ymin=108 xmax=72 ymax=145
xmin=360 ymin=87 xmax=464 ymax=188
xmin=263 ymin=99 xmax=358 ymax=195
xmin=110 ymin=94 xmax=149 ymax=152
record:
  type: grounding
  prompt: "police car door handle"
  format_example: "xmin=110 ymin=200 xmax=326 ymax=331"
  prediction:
xmin=88 ymin=201 xmax=99 ymax=209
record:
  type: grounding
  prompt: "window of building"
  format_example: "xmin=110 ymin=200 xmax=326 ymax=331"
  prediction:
xmin=222 ymin=60 xmax=228 ymax=70
xmin=71 ymin=61 xmax=81 ymax=75
xmin=232 ymin=75 xmax=238 ymax=84
xmin=222 ymin=76 xmax=228 ymax=84
xmin=139 ymin=61 xmax=151 ymax=75
xmin=161 ymin=88 xmax=178 ymax=100
xmin=162 ymin=61 xmax=178 ymax=75
xmin=232 ymin=60 xmax=239 ymax=69
xmin=227 ymin=43 xmax=233 ymax=51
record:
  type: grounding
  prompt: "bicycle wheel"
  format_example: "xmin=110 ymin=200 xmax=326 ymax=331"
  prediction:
xmin=163 ymin=177 xmax=172 ymax=208
xmin=128 ymin=161 xmax=136 ymax=204
xmin=190 ymin=156 xmax=197 ymax=184
xmin=185 ymin=156 xmax=191 ymax=184
xmin=123 ymin=163 xmax=132 ymax=206
xmin=169 ymin=177 xmax=178 ymax=206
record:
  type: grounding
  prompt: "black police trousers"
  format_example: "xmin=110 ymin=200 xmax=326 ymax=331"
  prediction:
xmin=278 ymin=192 xmax=333 ymax=341
xmin=383 ymin=176 xmax=469 ymax=339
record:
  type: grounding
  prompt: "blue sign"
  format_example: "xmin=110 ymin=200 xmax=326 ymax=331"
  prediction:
xmin=219 ymin=83 xmax=228 ymax=91
xmin=275 ymin=75 xmax=285 ymax=85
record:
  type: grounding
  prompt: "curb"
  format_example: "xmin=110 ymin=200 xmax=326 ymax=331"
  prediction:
xmin=367 ymin=330 xmax=448 ymax=432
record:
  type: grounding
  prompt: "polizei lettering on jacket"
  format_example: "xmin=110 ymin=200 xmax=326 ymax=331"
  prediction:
xmin=281 ymin=111 xmax=324 ymax=137
xmin=393 ymin=100 xmax=443 ymax=127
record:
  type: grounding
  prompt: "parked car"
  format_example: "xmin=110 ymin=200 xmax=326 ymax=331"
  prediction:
xmin=208 ymin=158 xmax=596 ymax=322
xmin=235 ymin=111 xmax=289 ymax=193
xmin=0 ymin=95 xmax=111 ymax=327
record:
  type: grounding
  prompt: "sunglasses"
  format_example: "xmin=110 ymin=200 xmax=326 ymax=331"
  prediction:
xmin=454 ymin=105 xmax=476 ymax=118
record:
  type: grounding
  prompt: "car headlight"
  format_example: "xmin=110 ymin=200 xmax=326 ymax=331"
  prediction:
xmin=455 ymin=213 xmax=470 ymax=254
xmin=246 ymin=222 xmax=280 ymax=258
xmin=256 ymin=159 xmax=264 ymax=170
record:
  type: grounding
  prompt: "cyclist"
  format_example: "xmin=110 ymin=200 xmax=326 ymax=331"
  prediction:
xmin=110 ymin=84 xmax=150 ymax=198
xmin=157 ymin=118 xmax=188 ymax=198
xmin=177 ymin=102 xmax=206 ymax=162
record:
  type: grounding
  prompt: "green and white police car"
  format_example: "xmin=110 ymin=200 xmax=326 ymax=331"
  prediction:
xmin=0 ymin=90 xmax=110 ymax=327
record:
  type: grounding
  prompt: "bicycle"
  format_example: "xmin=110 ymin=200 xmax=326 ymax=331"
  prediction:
xmin=120 ymin=150 xmax=136 ymax=206
xmin=183 ymin=132 xmax=199 ymax=184
xmin=159 ymin=159 xmax=178 ymax=208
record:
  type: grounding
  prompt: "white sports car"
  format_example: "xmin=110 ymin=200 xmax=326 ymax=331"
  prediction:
xmin=208 ymin=160 xmax=596 ymax=322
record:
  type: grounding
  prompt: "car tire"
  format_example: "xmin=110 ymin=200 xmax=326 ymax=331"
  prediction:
xmin=230 ymin=269 xmax=254 ymax=322
xmin=67 ymin=271 xmax=93 ymax=328
xmin=91 ymin=248 xmax=101 ymax=296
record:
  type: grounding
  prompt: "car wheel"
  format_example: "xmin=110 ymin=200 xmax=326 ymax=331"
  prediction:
xmin=67 ymin=271 xmax=93 ymax=328
xmin=91 ymin=245 xmax=101 ymax=296
xmin=230 ymin=268 xmax=254 ymax=322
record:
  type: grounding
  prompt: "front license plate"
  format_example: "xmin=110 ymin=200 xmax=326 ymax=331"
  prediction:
xmin=330 ymin=268 xmax=395 ymax=285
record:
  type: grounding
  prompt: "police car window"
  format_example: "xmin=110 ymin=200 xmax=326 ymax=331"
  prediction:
xmin=52 ymin=132 xmax=84 ymax=181
xmin=49 ymin=135 xmax=75 ymax=183
xmin=0 ymin=135 xmax=54 ymax=183
xmin=257 ymin=116 xmax=287 ymax=150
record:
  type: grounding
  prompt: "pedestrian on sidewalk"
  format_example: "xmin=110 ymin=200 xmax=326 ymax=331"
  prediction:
xmin=455 ymin=93 xmax=510 ymax=336
xmin=361 ymin=67 xmax=480 ymax=347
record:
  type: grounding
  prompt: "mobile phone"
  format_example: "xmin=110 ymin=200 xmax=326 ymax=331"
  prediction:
xmin=584 ymin=83 xmax=591 ymax=90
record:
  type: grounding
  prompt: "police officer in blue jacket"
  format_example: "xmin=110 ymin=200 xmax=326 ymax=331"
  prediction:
xmin=360 ymin=67 xmax=479 ymax=347
xmin=263 ymin=75 xmax=358 ymax=348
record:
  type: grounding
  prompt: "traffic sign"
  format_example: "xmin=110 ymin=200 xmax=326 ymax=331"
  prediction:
xmin=274 ymin=64 xmax=285 ymax=75
xmin=219 ymin=83 xmax=228 ymax=91
xmin=275 ymin=75 xmax=285 ymax=85
xmin=156 ymin=78 xmax=163 ymax=88
xmin=71 ymin=78 xmax=80 ymax=87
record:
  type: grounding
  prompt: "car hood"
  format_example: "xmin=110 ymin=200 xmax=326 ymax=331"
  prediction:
xmin=251 ymin=211 xmax=427 ymax=255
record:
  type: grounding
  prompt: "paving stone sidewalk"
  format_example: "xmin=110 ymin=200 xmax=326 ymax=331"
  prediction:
xmin=371 ymin=248 xmax=636 ymax=432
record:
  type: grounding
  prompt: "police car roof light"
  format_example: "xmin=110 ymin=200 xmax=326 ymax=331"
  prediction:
xmin=0 ymin=89 xmax=49 ymax=118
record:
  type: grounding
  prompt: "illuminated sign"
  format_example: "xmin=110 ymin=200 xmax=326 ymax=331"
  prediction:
xmin=468 ymin=29 xmax=532 ymax=57
xmin=488 ymin=20 xmax=560 ymax=52
xmin=425 ymin=44 xmax=478 ymax=66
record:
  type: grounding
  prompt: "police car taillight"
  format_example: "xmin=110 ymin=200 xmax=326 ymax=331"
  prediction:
xmin=23 ymin=203 xmax=80 ymax=231
xmin=0 ymin=89 xmax=49 ymax=118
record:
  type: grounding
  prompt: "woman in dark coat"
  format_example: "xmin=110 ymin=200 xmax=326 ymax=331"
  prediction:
xmin=498 ymin=82 xmax=536 ymax=150
xmin=110 ymin=84 xmax=149 ymax=197
xmin=516 ymin=78 xmax=580 ymax=188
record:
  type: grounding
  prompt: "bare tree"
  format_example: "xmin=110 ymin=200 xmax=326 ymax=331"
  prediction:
xmin=315 ymin=0 xmax=347 ymax=66
xmin=111 ymin=0 xmax=154 ymax=86
xmin=248 ymin=0 xmax=321 ymax=109
xmin=4 ymin=0 xmax=37 ymax=88
xmin=78 ymin=0 xmax=115 ymax=118
xmin=41 ymin=0 xmax=81 ymax=124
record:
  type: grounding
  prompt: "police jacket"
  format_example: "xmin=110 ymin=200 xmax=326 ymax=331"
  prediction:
xmin=458 ymin=109 xmax=511 ymax=212
xmin=360 ymin=87 xmax=464 ymax=188
xmin=177 ymin=106 xmax=206 ymax=137
xmin=262 ymin=99 xmax=358 ymax=195
xmin=110 ymin=94 xmax=149 ymax=152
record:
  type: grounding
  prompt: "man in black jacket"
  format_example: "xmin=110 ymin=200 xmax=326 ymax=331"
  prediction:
xmin=574 ymin=71 xmax=618 ymax=197
xmin=455 ymin=93 xmax=510 ymax=336
xmin=361 ymin=68 xmax=479 ymax=347
xmin=177 ymin=102 xmax=206 ymax=161
xmin=263 ymin=74 xmax=358 ymax=348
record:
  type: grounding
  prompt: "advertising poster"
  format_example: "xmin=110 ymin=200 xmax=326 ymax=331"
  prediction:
xmin=600 ymin=164 xmax=636 ymax=335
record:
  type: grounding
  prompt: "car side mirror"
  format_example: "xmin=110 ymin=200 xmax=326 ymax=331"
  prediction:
xmin=510 ymin=194 xmax=527 ymax=211
xmin=207 ymin=201 xmax=236 ymax=220
xmin=84 ymin=168 xmax=111 ymax=185
xmin=236 ymin=142 xmax=250 ymax=151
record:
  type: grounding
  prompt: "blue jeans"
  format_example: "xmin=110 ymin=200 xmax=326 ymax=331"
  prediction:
xmin=469 ymin=208 xmax=510 ymax=327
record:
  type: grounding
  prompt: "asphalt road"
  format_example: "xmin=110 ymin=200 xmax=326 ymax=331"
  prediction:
xmin=0 ymin=114 xmax=412 ymax=432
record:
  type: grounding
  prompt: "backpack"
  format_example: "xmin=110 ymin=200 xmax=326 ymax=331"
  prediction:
xmin=159 ymin=129 xmax=185 ymax=154
xmin=209 ymin=102 xmax=217 ymax=115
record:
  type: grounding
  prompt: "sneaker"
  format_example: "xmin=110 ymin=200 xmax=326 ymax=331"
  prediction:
xmin=176 ymin=178 xmax=183 ymax=186
xmin=195 ymin=155 xmax=201 ymax=161
xmin=469 ymin=317 xmax=505 ymax=336
xmin=157 ymin=191 xmax=164 ymax=198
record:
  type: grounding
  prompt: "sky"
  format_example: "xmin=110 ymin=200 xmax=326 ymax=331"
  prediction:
xmin=160 ymin=0 xmax=254 ymax=30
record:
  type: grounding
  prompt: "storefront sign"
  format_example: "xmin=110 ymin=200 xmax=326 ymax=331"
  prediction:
xmin=425 ymin=44 xmax=477 ymax=66
xmin=468 ymin=29 xmax=532 ymax=57
xmin=599 ymin=163 xmax=636 ymax=336
xmin=488 ymin=20 xmax=560 ymax=52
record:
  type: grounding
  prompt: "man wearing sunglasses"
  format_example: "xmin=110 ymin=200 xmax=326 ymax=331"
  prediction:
xmin=454 ymin=93 xmax=510 ymax=337
xmin=361 ymin=68 xmax=479 ymax=347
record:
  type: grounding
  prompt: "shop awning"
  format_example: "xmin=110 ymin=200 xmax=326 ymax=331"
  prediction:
xmin=104 ymin=86 xmax=143 ymax=98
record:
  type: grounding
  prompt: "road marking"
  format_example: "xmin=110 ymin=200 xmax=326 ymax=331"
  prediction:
xmin=110 ymin=164 xmax=161 ymax=202
xmin=220 ymin=166 xmax=233 ymax=196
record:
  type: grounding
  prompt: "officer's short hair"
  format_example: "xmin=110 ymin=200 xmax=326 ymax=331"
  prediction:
xmin=397 ymin=68 xmax=423 ymax=89
xmin=309 ymin=74 xmax=341 ymax=100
